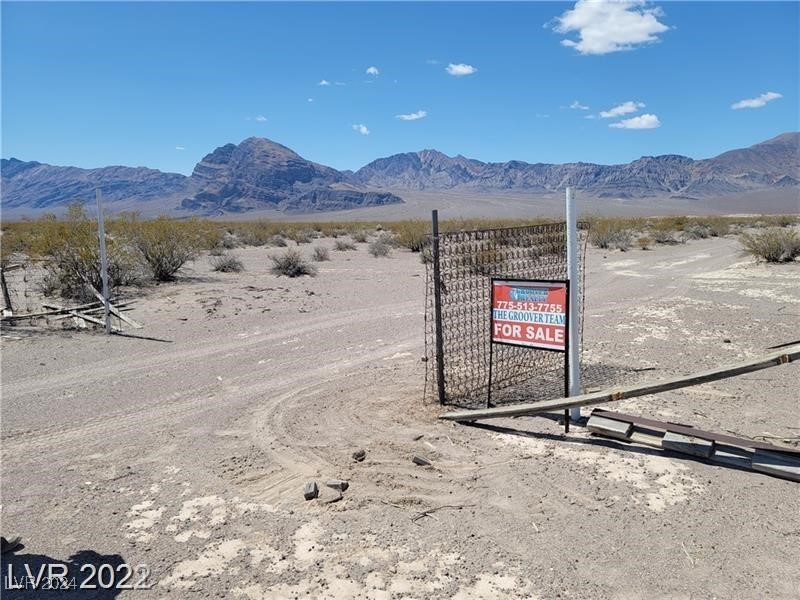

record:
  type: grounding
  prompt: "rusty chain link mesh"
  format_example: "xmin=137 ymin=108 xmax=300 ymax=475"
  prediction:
xmin=424 ymin=222 xmax=589 ymax=408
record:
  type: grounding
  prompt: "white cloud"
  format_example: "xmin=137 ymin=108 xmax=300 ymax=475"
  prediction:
xmin=609 ymin=113 xmax=661 ymax=129
xmin=395 ymin=110 xmax=428 ymax=121
xmin=307 ymin=98 xmax=314 ymax=103
xmin=570 ymin=100 xmax=590 ymax=110
xmin=352 ymin=124 xmax=370 ymax=135
xmin=255 ymin=115 xmax=267 ymax=122
xmin=536 ymin=113 xmax=550 ymax=118
xmin=334 ymin=81 xmax=346 ymax=86
xmin=366 ymin=66 xmax=379 ymax=76
xmin=731 ymin=91 xmax=782 ymax=110
xmin=446 ymin=63 xmax=477 ymax=77
xmin=426 ymin=59 xmax=440 ymax=65
xmin=552 ymin=0 xmax=669 ymax=55
xmin=318 ymin=79 xmax=331 ymax=86
xmin=599 ymin=101 xmax=645 ymax=118
xmin=175 ymin=146 xmax=185 ymax=151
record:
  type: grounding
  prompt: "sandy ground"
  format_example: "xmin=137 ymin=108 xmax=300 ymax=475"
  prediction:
xmin=1 ymin=234 xmax=799 ymax=599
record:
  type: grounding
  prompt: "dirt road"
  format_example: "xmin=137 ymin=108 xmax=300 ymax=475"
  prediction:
xmin=2 ymin=236 xmax=798 ymax=599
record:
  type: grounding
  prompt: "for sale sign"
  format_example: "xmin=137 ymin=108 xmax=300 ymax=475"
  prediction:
xmin=490 ymin=279 xmax=568 ymax=352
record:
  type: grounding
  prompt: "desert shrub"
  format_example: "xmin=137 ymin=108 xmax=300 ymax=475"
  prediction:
xmin=650 ymin=222 xmax=679 ymax=244
xmin=705 ymin=217 xmax=730 ymax=237
xmin=29 ymin=204 xmax=144 ymax=300
xmin=287 ymin=229 xmax=314 ymax=244
xmin=368 ymin=239 xmax=391 ymax=257
xmin=739 ymin=228 xmax=800 ymax=263
xmin=376 ymin=232 xmax=398 ymax=247
xmin=221 ymin=232 xmax=240 ymax=249
xmin=683 ymin=223 xmax=712 ymax=240
xmin=268 ymin=234 xmax=288 ymax=247
xmin=210 ymin=253 xmax=245 ymax=273
xmin=419 ymin=246 xmax=433 ymax=264
xmin=392 ymin=220 xmax=429 ymax=252
xmin=129 ymin=216 xmax=206 ymax=281
xmin=637 ymin=236 xmax=653 ymax=250
xmin=312 ymin=246 xmax=330 ymax=262
xmin=353 ymin=230 xmax=370 ymax=243
xmin=271 ymin=249 xmax=317 ymax=277
xmin=334 ymin=240 xmax=356 ymax=251
xmin=209 ymin=245 xmax=226 ymax=256
xmin=589 ymin=220 xmax=632 ymax=250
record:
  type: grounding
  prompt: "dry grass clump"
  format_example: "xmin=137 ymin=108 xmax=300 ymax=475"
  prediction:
xmin=739 ymin=228 xmax=800 ymax=263
xmin=312 ymin=246 xmax=330 ymax=262
xmin=637 ymin=236 xmax=653 ymax=250
xmin=210 ymin=253 xmax=245 ymax=272
xmin=270 ymin=248 xmax=317 ymax=277
xmin=334 ymin=239 xmax=356 ymax=251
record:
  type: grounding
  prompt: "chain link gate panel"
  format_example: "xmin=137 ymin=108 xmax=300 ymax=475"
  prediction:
xmin=424 ymin=222 xmax=589 ymax=408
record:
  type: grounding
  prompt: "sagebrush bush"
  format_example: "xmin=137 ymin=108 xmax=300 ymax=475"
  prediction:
xmin=740 ymin=228 xmax=800 ymax=263
xmin=353 ymin=230 xmax=369 ymax=243
xmin=271 ymin=249 xmax=317 ymax=277
xmin=368 ymin=239 xmax=391 ymax=257
xmin=334 ymin=240 xmax=356 ymax=251
xmin=312 ymin=246 xmax=330 ymax=261
xmin=210 ymin=253 xmax=245 ymax=273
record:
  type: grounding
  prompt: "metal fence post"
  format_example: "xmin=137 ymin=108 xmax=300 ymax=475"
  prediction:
xmin=96 ymin=189 xmax=112 ymax=335
xmin=566 ymin=187 xmax=583 ymax=421
xmin=431 ymin=210 xmax=446 ymax=404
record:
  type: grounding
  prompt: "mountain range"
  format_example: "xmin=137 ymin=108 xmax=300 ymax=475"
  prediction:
xmin=2 ymin=133 xmax=798 ymax=216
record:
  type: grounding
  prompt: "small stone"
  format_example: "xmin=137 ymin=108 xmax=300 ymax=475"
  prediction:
xmin=412 ymin=454 xmax=432 ymax=467
xmin=352 ymin=449 xmax=366 ymax=462
xmin=326 ymin=480 xmax=349 ymax=492
xmin=723 ymin=338 xmax=731 ymax=343
xmin=303 ymin=481 xmax=319 ymax=501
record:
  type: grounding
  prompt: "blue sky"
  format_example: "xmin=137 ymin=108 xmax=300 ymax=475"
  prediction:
xmin=2 ymin=1 xmax=798 ymax=175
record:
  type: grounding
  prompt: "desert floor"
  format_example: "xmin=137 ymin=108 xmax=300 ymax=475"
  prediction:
xmin=1 ymin=234 xmax=799 ymax=599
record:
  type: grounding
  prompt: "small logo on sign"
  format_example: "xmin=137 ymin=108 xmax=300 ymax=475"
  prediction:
xmin=509 ymin=287 xmax=548 ymax=302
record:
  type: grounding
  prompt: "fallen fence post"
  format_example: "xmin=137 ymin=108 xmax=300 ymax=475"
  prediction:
xmin=439 ymin=344 xmax=800 ymax=422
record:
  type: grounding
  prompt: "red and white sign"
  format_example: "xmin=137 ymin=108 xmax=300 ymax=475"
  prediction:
xmin=491 ymin=280 xmax=568 ymax=351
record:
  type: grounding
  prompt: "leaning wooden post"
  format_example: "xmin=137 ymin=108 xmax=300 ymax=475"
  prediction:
xmin=96 ymin=189 xmax=112 ymax=335
xmin=566 ymin=187 xmax=583 ymax=422
xmin=1 ymin=267 xmax=13 ymax=316
xmin=431 ymin=210 xmax=446 ymax=404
